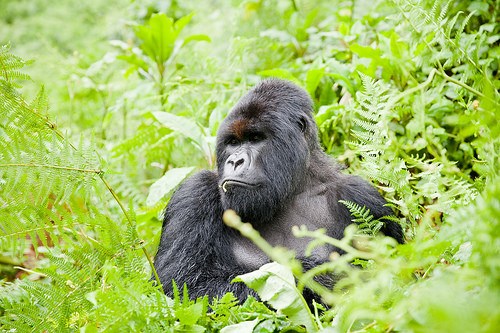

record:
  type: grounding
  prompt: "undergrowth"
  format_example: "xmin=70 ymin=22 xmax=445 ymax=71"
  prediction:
xmin=1 ymin=0 xmax=499 ymax=332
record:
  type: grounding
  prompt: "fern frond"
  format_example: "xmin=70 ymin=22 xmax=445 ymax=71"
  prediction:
xmin=0 ymin=83 xmax=101 ymax=200
xmin=340 ymin=200 xmax=374 ymax=223
xmin=0 ymin=50 xmax=107 ymax=258
xmin=339 ymin=200 xmax=384 ymax=235
xmin=391 ymin=0 xmax=483 ymax=73
xmin=350 ymin=73 xmax=394 ymax=150
xmin=437 ymin=0 xmax=450 ymax=23
xmin=28 ymin=85 xmax=49 ymax=114
xmin=0 ymin=44 xmax=33 ymax=84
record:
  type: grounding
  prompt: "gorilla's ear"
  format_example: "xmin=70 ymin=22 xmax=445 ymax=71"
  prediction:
xmin=298 ymin=116 xmax=307 ymax=133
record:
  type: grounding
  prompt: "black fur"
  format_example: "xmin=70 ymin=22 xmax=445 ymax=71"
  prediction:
xmin=153 ymin=79 xmax=404 ymax=302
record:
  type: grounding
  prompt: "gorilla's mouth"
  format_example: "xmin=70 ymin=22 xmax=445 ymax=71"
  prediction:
xmin=220 ymin=179 xmax=258 ymax=192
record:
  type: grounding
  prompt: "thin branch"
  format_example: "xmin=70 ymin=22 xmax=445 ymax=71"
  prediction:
xmin=0 ymin=163 xmax=101 ymax=173
xmin=98 ymin=173 xmax=164 ymax=293
xmin=434 ymin=69 xmax=490 ymax=101
xmin=389 ymin=68 xmax=498 ymax=108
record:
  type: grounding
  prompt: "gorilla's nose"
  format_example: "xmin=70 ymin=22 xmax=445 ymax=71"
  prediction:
xmin=225 ymin=152 xmax=250 ymax=173
xmin=229 ymin=157 xmax=245 ymax=170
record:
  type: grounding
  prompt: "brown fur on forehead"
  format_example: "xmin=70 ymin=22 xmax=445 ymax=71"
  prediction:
xmin=229 ymin=118 xmax=251 ymax=140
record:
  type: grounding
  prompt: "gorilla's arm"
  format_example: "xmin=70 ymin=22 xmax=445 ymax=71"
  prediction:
xmin=337 ymin=175 xmax=404 ymax=244
xmin=153 ymin=170 xmax=253 ymax=300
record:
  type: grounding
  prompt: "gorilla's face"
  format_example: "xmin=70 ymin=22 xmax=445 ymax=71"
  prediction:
xmin=216 ymin=80 xmax=315 ymax=223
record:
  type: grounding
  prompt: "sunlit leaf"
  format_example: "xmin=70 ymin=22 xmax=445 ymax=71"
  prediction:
xmin=233 ymin=262 xmax=317 ymax=332
xmin=146 ymin=167 xmax=195 ymax=206
xmin=220 ymin=319 xmax=259 ymax=333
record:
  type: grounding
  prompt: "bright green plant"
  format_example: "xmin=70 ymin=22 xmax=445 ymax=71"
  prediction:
xmin=118 ymin=12 xmax=210 ymax=106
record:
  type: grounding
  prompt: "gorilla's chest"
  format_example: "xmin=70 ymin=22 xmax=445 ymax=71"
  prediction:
xmin=231 ymin=185 xmax=334 ymax=270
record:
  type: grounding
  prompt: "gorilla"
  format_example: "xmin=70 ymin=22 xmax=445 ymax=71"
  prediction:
xmin=153 ymin=79 xmax=403 ymax=302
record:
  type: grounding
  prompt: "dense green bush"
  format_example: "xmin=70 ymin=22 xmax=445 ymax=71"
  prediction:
xmin=1 ymin=0 xmax=498 ymax=331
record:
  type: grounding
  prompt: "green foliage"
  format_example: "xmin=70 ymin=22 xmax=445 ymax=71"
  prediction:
xmin=234 ymin=262 xmax=316 ymax=332
xmin=1 ymin=0 xmax=499 ymax=332
xmin=118 ymin=12 xmax=210 ymax=89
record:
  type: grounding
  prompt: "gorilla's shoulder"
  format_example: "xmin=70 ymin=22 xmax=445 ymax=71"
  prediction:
xmin=164 ymin=170 xmax=222 ymax=225
xmin=178 ymin=170 xmax=218 ymax=190
xmin=169 ymin=170 xmax=220 ymax=205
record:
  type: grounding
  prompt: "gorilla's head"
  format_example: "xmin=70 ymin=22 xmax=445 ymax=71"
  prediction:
xmin=216 ymin=79 xmax=319 ymax=223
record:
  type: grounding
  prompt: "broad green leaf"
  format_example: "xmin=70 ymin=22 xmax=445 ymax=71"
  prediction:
xmin=130 ymin=12 xmax=206 ymax=75
xmin=233 ymin=262 xmax=318 ymax=332
xmin=152 ymin=111 xmax=213 ymax=159
xmin=326 ymin=73 xmax=355 ymax=96
xmin=220 ymin=319 xmax=260 ymax=333
xmin=183 ymin=34 xmax=211 ymax=47
xmin=350 ymin=43 xmax=381 ymax=59
xmin=151 ymin=14 xmax=175 ymax=63
xmin=174 ymin=324 xmax=206 ymax=333
xmin=134 ymin=13 xmax=175 ymax=65
xmin=305 ymin=68 xmax=325 ymax=97
xmin=116 ymin=53 xmax=148 ymax=73
xmin=174 ymin=12 xmax=194 ymax=34
xmin=152 ymin=111 xmax=204 ymax=144
xmin=146 ymin=167 xmax=194 ymax=206
xmin=175 ymin=301 xmax=204 ymax=326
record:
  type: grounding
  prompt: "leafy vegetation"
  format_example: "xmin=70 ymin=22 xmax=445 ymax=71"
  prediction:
xmin=1 ymin=0 xmax=499 ymax=331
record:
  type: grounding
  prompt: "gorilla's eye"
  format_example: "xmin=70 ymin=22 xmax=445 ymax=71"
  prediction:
xmin=226 ymin=137 xmax=240 ymax=146
xmin=298 ymin=117 xmax=307 ymax=133
xmin=248 ymin=133 xmax=265 ymax=143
